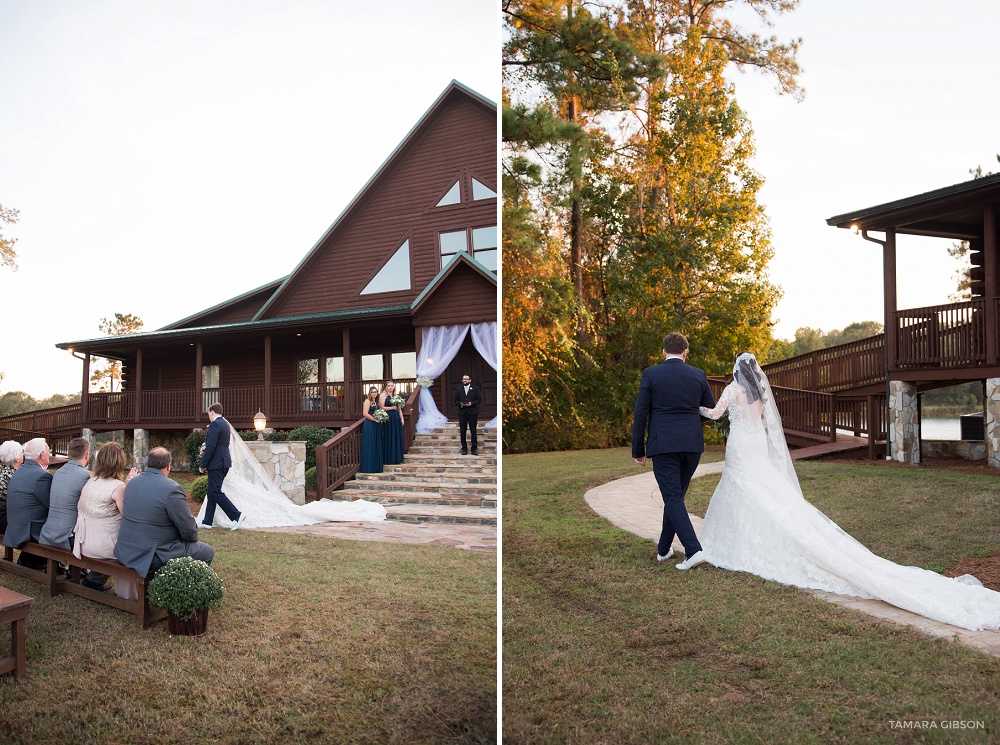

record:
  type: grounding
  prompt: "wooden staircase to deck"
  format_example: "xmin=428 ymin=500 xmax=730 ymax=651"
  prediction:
xmin=339 ymin=424 xmax=497 ymax=525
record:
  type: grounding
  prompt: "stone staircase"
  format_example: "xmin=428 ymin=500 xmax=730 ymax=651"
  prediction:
xmin=339 ymin=423 xmax=497 ymax=525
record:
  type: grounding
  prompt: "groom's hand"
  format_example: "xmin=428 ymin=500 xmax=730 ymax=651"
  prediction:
xmin=634 ymin=457 xmax=645 ymax=465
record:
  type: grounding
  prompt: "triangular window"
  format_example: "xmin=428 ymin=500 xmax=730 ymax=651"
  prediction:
xmin=436 ymin=181 xmax=461 ymax=207
xmin=471 ymin=177 xmax=496 ymax=200
xmin=361 ymin=240 xmax=411 ymax=295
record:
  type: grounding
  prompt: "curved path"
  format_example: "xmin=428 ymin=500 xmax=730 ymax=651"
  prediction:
xmin=585 ymin=461 xmax=1000 ymax=656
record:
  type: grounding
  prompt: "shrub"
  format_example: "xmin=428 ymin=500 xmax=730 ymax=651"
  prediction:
xmin=265 ymin=430 xmax=290 ymax=442
xmin=183 ymin=430 xmax=206 ymax=472
xmin=238 ymin=430 xmax=258 ymax=441
xmin=189 ymin=475 xmax=209 ymax=502
xmin=305 ymin=466 xmax=317 ymax=492
xmin=287 ymin=426 xmax=335 ymax=470
xmin=147 ymin=557 xmax=225 ymax=621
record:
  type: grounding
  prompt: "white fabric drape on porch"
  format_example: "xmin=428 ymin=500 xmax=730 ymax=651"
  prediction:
xmin=416 ymin=322 xmax=498 ymax=434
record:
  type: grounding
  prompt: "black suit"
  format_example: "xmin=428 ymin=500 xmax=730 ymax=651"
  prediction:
xmin=454 ymin=383 xmax=483 ymax=453
xmin=632 ymin=357 xmax=715 ymax=558
xmin=199 ymin=415 xmax=241 ymax=526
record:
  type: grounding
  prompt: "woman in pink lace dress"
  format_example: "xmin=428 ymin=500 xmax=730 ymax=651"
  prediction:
xmin=73 ymin=442 xmax=138 ymax=600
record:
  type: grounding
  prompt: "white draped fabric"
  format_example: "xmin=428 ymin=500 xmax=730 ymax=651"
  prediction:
xmin=197 ymin=424 xmax=387 ymax=528
xmin=415 ymin=322 xmax=498 ymax=434
xmin=469 ymin=321 xmax=498 ymax=429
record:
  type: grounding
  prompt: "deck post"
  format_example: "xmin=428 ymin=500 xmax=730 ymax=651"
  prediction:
xmin=888 ymin=380 xmax=919 ymax=465
xmin=985 ymin=378 xmax=1000 ymax=468
xmin=264 ymin=335 xmax=272 ymax=415
xmin=134 ymin=347 xmax=142 ymax=424
xmin=984 ymin=205 xmax=998 ymax=365
xmin=194 ymin=342 xmax=203 ymax=421
xmin=883 ymin=229 xmax=897 ymax=371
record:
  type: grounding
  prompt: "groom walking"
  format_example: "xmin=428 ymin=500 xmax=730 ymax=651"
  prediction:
xmin=199 ymin=402 xmax=245 ymax=530
xmin=632 ymin=333 xmax=715 ymax=570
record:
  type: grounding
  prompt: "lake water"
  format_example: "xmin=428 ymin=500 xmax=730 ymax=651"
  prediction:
xmin=921 ymin=417 xmax=963 ymax=441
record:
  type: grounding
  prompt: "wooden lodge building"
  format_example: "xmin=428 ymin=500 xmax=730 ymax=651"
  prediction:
xmin=755 ymin=172 xmax=1000 ymax=466
xmin=32 ymin=81 xmax=497 ymax=467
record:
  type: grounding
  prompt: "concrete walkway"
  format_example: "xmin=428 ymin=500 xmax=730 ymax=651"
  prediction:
xmin=584 ymin=461 xmax=1000 ymax=656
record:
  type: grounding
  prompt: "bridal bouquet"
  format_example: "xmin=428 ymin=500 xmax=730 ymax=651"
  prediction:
xmin=713 ymin=410 xmax=731 ymax=439
xmin=389 ymin=394 xmax=406 ymax=408
xmin=372 ymin=409 xmax=389 ymax=423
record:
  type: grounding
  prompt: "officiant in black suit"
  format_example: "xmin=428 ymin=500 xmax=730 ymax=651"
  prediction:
xmin=632 ymin=333 xmax=715 ymax=570
xmin=453 ymin=374 xmax=482 ymax=456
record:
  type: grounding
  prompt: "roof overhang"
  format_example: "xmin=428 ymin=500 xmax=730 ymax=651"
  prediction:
xmin=57 ymin=305 xmax=412 ymax=360
xmin=826 ymin=172 xmax=1000 ymax=240
xmin=410 ymin=251 xmax=497 ymax=315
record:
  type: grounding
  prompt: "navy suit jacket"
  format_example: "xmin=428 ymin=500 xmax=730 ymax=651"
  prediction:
xmin=200 ymin=416 xmax=232 ymax=471
xmin=2 ymin=460 xmax=53 ymax=547
xmin=632 ymin=358 xmax=715 ymax=458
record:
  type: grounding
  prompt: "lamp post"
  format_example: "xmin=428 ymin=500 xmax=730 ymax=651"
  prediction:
xmin=254 ymin=410 xmax=267 ymax=441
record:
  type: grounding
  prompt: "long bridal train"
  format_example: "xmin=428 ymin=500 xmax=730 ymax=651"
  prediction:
xmin=196 ymin=425 xmax=387 ymax=529
xmin=698 ymin=353 xmax=1000 ymax=632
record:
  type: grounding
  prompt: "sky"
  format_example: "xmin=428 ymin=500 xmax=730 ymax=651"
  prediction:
xmin=0 ymin=0 xmax=498 ymax=398
xmin=725 ymin=0 xmax=1000 ymax=339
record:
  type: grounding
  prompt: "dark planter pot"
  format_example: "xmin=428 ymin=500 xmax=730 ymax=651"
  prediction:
xmin=167 ymin=608 xmax=209 ymax=636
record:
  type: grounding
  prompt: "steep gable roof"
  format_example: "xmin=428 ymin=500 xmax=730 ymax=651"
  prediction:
xmin=253 ymin=80 xmax=496 ymax=321
xmin=160 ymin=277 xmax=287 ymax=330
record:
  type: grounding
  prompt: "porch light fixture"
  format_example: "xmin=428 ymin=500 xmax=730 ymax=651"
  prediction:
xmin=254 ymin=410 xmax=267 ymax=440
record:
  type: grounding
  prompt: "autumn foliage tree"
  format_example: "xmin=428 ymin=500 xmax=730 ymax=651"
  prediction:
xmin=503 ymin=0 xmax=802 ymax=451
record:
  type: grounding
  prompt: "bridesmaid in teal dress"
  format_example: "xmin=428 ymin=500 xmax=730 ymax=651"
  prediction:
xmin=379 ymin=380 xmax=405 ymax=464
xmin=359 ymin=386 xmax=384 ymax=473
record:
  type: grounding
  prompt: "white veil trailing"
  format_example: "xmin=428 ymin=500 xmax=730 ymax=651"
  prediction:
xmin=196 ymin=424 xmax=387 ymax=528
xmin=731 ymin=352 xmax=801 ymax=497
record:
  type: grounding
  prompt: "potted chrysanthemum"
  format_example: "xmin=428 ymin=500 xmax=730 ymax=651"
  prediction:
xmin=147 ymin=557 xmax=225 ymax=636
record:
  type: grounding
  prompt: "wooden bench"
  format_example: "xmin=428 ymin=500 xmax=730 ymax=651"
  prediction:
xmin=0 ymin=586 xmax=33 ymax=677
xmin=0 ymin=535 xmax=166 ymax=629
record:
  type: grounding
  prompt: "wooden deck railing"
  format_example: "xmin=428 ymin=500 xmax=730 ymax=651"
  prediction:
xmin=762 ymin=334 xmax=886 ymax=393
xmin=0 ymin=404 xmax=82 ymax=435
xmin=895 ymin=299 xmax=984 ymax=368
xmin=0 ymin=426 xmax=71 ymax=456
xmin=313 ymin=385 xmax=422 ymax=502
xmin=708 ymin=379 xmax=885 ymax=445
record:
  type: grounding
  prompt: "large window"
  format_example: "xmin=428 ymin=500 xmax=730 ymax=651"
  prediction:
xmin=438 ymin=226 xmax=497 ymax=272
xmin=361 ymin=354 xmax=384 ymax=381
xmin=361 ymin=239 xmax=411 ymax=295
xmin=201 ymin=365 xmax=220 ymax=388
xmin=298 ymin=359 xmax=319 ymax=384
xmin=391 ymin=352 xmax=416 ymax=379
xmin=325 ymin=356 xmax=344 ymax=383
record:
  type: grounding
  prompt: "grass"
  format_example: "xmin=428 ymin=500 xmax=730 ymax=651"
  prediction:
xmin=503 ymin=447 xmax=1000 ymax=743
xmin=0 ymin=528 xmax=497 ymax=743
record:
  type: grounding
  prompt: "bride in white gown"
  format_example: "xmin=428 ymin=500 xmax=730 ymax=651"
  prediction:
xmin=196 ymin=424 xmax=387 ymax=529
xmin=697 ymin=352 xmax=1000 ymax=632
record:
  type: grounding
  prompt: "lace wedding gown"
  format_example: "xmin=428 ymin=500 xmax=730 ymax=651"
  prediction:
xmin=698 ymin=355 xmax=1000 ymax=632
xmin=196 ymin=424 xmax=387 ymax=529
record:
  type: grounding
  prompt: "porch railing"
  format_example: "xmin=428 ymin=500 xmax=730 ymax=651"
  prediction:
xmin=0 ymin=426 xmax=71 ymax=456
xmin=762 ymin=334 xmax=886 ymax=393
xmin=895 ymin=299 xmax=985 ymax=368
xmin=0 ymin=404 xmax=82 ymax=435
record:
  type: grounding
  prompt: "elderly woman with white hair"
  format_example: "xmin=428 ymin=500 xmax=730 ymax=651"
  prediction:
xmin=1 ymin=437 xmax=52 ymax=570
xmin=0 ymin=439 xmax=25 ymax=534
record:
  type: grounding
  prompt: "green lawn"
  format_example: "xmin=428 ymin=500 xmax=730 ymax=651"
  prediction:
xmin=0 ymin=529 xmax=497 ymax=744
xmin=503 ymin=448 xmax=1000 ymax=743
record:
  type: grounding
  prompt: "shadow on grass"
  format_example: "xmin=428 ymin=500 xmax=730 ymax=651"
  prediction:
xmin=503 ymin=448 xmax=1000 ymax=742
xmin=0 ymin=529 xmax=497 ymax=744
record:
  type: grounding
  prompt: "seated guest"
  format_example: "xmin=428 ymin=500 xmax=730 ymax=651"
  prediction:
xmin=0 ymin=440 xmax=25 ymax=535
xmin=115 ymin=447 xmax=213 ymax=578
xmin=74 ymin=442 xmax=139 ymax=596
xmin=40 ymin=436 xmax=91 ymax=551
xmin=2 ymin=438 xmax=52 ymax=570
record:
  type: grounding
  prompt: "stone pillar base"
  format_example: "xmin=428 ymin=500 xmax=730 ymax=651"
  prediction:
xmin=82 ymin=428 xmax=97 ymax=468
xmin=133 ymin=428 xmax=149 ymax=471
xmin=986 ymin=379 xmax=1000 ymax=468
xmin=888 ymin=380 xmax=920 ymax=464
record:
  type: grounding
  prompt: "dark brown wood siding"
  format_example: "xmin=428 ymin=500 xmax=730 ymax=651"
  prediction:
xmin=173 ymin=287 xmax=278 ymax=329
xmin=414 ymin=265 xmax=496 ymax=326
xmin=262 ymin=92 xmax=496 ymax=319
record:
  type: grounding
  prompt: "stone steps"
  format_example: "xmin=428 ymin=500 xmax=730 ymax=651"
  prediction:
xmin=340 ymin=424 xmax=497 ymax=526
xmin=385 ymin=503 xmax=497 ymax=526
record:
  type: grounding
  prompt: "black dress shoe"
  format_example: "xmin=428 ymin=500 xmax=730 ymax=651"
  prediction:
xmin=82 ymin=577 xmax=112 ymax=592
xmin=461 ymin=449 xmax=468 ymax=455
xmin=471 ymin=449 xmax=478 ymax=456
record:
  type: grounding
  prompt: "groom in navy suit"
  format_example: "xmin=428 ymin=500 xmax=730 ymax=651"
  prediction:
xmin=199 ymin=402 xmax=244 ymax=529
xmin=632 ymin=333 xmax=715 ymax=570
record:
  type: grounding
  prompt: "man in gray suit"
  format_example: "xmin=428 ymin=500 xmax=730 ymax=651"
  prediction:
xmin=2 ymin=437 xmax=53 ymax=571
xmin=115 ymin=447 xmax=214 ymax=577
xmin=40 ymin=436 xmax=90 ymax=550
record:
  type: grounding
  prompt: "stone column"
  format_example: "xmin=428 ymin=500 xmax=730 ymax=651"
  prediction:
xmin=985 ymin=378 xmax=1000 ymax=468
xmin=888 ymin=380 xmax=920 ymax=464
xmin=133 ymin=428 xmax=149 ymax=471
xmin=82 ymin=428 xmax=97 ymax=467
